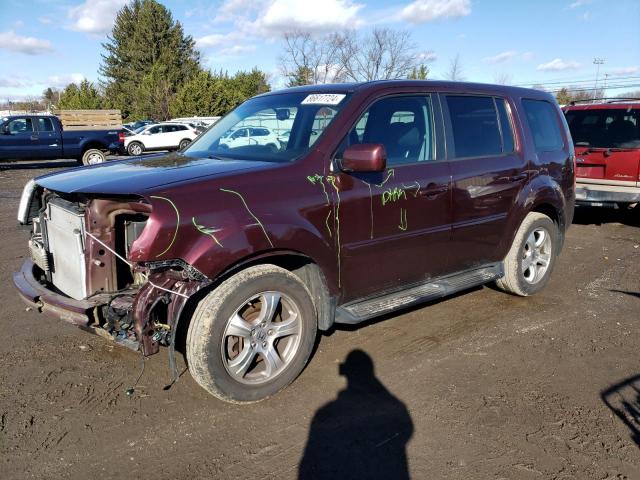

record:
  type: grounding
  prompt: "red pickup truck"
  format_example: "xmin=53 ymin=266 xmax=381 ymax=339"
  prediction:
xmin=563 ymin=101 xmax=640 ymax=208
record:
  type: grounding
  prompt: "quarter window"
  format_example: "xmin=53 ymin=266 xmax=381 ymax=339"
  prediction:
xmin=446 ymin=96 xmax=502 ymax=158
xmin=340 ymin=96 xmax=434 ymax=166
xmin=523 ymin=99 xmax=564 ymax=152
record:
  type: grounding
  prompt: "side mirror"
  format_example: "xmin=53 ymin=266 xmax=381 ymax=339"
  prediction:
xmin=2 ymin=125 xmax=9 ymax=135
xmin=340 ymin=144 xmax=387 ymax=173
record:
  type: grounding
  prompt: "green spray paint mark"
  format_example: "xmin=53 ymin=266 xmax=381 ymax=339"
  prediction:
xmin=399 ymin=208 xmax=408 ymax=231
xmin=373 ymin=168 xmax=395 ymax=188
xmin=381 ymin=187 xmax=408 ymax=206
xmin=192 ymin=217 xmax=223 ymax=247
xmin=220 ymin=188 xmax=274 ymax=248
xmin=326 ymin=175 xmax=342 ymax=288
xmin=307 ymin=174 xmax=333 ymax=237
xmin=402 ymin=181 xmax=421 ymax=197
xmin=150 ymin=195 xmax=180 ymax=258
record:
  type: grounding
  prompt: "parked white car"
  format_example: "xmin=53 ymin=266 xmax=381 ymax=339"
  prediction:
xmin=219 ymin=126 xmax=280 ymax=150
xmin=125 ymin=122 xmax=198 ymax=156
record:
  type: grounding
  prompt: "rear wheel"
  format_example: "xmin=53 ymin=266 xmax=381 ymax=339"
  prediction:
xmin=178 ymin=138 xmax=191 ymax=150
xmin=496 ymin=212 xmax=558 ymax=296
xmin=186 ymin=264 xmax=317 ymax=403
xmin=127 ymin=142 xmax=144 ymax=156
xmin=81 ymin=148 xmax=105 ymax=166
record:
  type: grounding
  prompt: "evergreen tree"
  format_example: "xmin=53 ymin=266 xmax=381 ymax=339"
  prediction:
xmin=286 ymin=66 xmax=314 ymax=87
xmin=58 ymin=80 xmax=103 ymax=109
xmin=408 ymin=64 xmax=429 ymax=80
xmin=100 ymin=0 xmax=200 ymax=119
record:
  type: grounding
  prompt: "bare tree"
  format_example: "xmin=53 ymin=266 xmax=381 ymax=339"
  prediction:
xmin=280 ymin=28 xmax=422 ymax=85
xmin=337 ymin=28 xmax=418 ymax=82
xmin=493 ymin=72 xmax=512 ymax=85
xmin=444 ymin=54 xmax=465 ymax=81
xmin=279 ymin=31 xmax=345 ymax=86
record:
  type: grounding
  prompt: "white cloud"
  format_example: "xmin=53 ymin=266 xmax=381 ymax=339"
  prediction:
xmin=38 ymin=16 xmax=53 ymax=25
xmin=214 ymin=0 xmax=265 ymax=22
xmin=47 ymin=73 xmax=86 ymax=88
xmin=0 ymin=77 xmax=35 ymax=89
xmin=68 ymin=0 xmax=128 ymax=35
xmin=537 ymin=58 xmax=581 ymax=72
xmin=483 ymin=50 xmax=517 ymax=64
xmin=568 ymin=0 xmax=588 ymax=8
xmin=609 ymin=66 xmax=639 ymax=76
xmin=521 ymin=51 xmax=534 ymax=61
xmin=400 ymin=0 xmax=471 ymax=24
xmin=0 ymin=30 xmax=53 ymax=55
xmin=252 ymin=0 xmax=364 ymax=35
xmin=197 ymin=31 xmax=245 ymax=49
xmin=418 ymin=51 xmax=437 ymax=62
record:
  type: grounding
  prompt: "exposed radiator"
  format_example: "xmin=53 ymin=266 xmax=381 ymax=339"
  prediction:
xmin=45 ymin=198 xmax=87 ymax=300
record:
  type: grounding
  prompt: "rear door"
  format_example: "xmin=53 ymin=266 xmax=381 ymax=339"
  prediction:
xmin=564 ymin=107 xmax=640 ymax=188
xmin=34 ymin=117 xmax=62 ymax=159
xmin=443 ymin=94 xmax=528 ymax=272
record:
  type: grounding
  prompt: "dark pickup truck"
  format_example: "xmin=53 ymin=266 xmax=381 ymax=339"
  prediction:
xmin=13 ymin=81 xmax=575 ymax=403
xmin=0 ymin=114 xmax=124 ymax=165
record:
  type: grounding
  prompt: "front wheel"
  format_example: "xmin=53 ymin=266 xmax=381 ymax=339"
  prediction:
xmin=495 ymin=212 xmax=558 ymax=296
xmin=186 ymin=264 xmax=317 ymax=403
xmin=81 ymin=148 xmax=106 ymax=166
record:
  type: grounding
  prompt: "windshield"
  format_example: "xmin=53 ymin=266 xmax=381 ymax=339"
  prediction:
xmin=183 ymin=92 xmax=350 ymax=162
xmin=565 ymin=108 xmax=640 ymax=148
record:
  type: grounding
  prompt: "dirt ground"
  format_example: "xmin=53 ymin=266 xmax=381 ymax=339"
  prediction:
xmin=1 ymin=159 xmax=640 ymax=480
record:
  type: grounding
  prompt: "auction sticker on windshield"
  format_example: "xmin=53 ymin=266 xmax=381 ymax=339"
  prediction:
xmin=301 ymin=94 xmax=346 ymax=105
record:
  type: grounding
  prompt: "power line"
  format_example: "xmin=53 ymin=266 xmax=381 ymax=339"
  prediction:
xmin=513 ymin=75 xmax=640 ymax=88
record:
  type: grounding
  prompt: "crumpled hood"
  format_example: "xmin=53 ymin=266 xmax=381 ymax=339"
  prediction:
xmin=34 ymin=153 xmax=274 ymax=195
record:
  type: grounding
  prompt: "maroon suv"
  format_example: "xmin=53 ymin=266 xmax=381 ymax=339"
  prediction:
xmin=14 ymin=81 xmax=575 ymax=403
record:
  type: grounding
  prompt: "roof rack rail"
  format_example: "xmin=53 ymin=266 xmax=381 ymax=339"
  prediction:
xmin=569 ymin=97 xmax=640 ymax=106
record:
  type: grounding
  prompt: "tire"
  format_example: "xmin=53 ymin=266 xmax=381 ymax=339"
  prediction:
xmin=178 ymin=138 xmax=191 ymax=150
xmin=186 ymin=264 xmax=317 ymax=403
xmin=127 ymin=142 xmax=144 ymax=156
xmin=495 ymin=212 xmax=558 ymax=297
xmin=81 ymin=148 xmax=105 ymax=166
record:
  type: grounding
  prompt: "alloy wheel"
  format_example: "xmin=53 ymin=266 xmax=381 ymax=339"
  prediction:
xmin=521 ymin=227 xmax=552 ymax=284
xmin=221 ymin=291 xmax=302 ymax=385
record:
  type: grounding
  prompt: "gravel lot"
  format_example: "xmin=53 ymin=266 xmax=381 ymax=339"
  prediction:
xmin=1 ymin=159 xmax=639 ymax=480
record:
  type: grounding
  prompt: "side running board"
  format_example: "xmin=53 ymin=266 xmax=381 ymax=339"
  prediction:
xmin=335 ymin=263 xmax=503 ymax=325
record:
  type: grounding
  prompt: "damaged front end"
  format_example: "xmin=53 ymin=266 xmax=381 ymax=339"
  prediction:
xmin=13 ymin=186 xmax=210 ymax=362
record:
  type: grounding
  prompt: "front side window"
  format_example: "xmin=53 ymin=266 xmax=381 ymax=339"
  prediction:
xmin=8 ymin=118 xmax=33 ymax=134
xmin=564 ymin=108 xmax=639 ymax=148
xmin=446 ymin=96 xmax=502 ymax=158
xmin=185 ymin=92 xmax=350 ymax=162
xmin=37 ymin=117 xmax=54 ymax=132
xmin=523 ymin=99 xmax=564 ymax=152
xmin=339 ymin=96 xmax=434 ymax=166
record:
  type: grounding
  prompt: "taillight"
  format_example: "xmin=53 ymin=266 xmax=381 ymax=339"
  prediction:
xmin=118 ymin=132 xmax=125 ymax=143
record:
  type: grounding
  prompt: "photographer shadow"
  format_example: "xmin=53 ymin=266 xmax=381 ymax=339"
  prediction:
xmin=601 ymin=374 xmax=640 ymax=448
xmin=299 ymin=350 xmax=413 ymax=480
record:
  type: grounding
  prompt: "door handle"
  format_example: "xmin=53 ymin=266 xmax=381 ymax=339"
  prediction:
xmin=419 ymin=184 xmax=448 ymax=197
xmin=30 ymin=135 xmax=38 ymax=141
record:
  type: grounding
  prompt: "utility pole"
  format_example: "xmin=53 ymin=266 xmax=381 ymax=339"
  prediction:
xmin=593 ymin=57 xmax=605 ymax=102
xmin=603 ymin=73 xmax=609 ymax=99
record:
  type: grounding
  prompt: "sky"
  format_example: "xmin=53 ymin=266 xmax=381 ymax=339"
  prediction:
xmin=0 ymin=0 xmax=639 ymax=101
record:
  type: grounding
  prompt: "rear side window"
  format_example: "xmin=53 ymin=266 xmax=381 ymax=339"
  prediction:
xmin=446 ymin=96 xmax=502 ymax=158
xmin=37 ymin=117 xmax=54 ymax=132
xmin=522 ymin=99 xmax=564 ymax=152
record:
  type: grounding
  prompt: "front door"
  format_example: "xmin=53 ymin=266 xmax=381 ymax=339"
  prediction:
xmin=0 ymin=117 xmax=38 ymax=159
xmin=328 ymin=94 xmax=452 ymax=302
